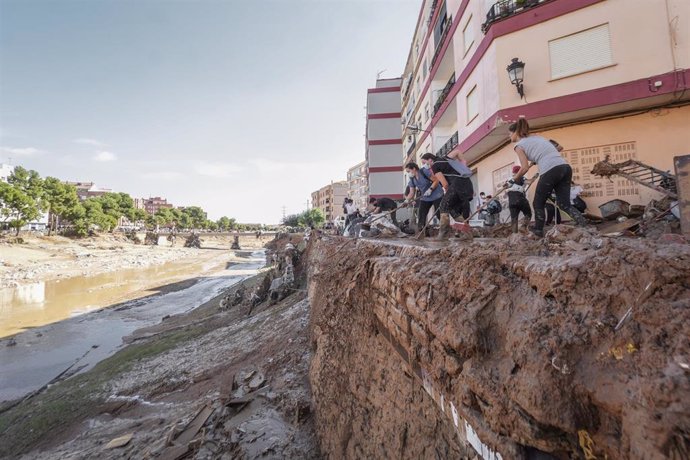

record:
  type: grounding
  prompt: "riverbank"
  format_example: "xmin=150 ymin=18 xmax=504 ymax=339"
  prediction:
xmin=0 ymin=234 xmax=317 ymax=459
xmin=0 ymin=232 xmax=269 ymax=289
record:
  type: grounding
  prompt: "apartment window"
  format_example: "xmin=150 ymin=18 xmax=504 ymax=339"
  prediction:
xmin=433 ymin=2 xmax=448 ymax=48
xmin=424 ymin=103 xmax=430 ymax=122
xmin=423 ymin=58 xmax=428 ymax=79
xmin=466 ymin=85 xmax=478 ymax=123
xmin=549 ymin=24 xmax=613 ymax=80
xmin=462 ymin=16 xmax=474 ymax=55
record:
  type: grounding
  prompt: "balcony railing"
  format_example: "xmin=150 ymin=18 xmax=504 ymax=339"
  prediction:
xmin=432 ymin=72 xmax=455 ymax=117
xmin=435 ymin=131 xmax=459 ymax=158
xmin=430 ymin=14 xmax=453 ymax=67
xmin=481 ymin=0 xmax=542 ymax=33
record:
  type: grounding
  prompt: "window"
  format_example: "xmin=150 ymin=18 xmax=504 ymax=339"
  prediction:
xmin=462 ymin=15 xmax=474 ymax=55
xmin=423 ymin=58 xmax=428 ymax=79
xmin=433 ymin=2 xmax=448 ymax=47
xmin=424 ymin=103 xmax=430 ymax=122
xmin=466 ymin=85 xmax=478 ymax=123
xmin=549 ymin=24 xmax=613 ymax=80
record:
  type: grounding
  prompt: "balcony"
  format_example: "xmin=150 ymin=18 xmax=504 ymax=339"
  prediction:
xmin=432 ymin=73 xmax=455 ymax=117
xmin=430 ymin=14 xmax=453 ymax=68
xmin=481 ymin=0 xmax=543 ymax=33
xmin=435 ymin=131 xmax=459 ymax=158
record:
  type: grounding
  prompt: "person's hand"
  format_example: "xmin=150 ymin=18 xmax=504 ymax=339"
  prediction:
xmin=423 ymin=188 xmax=433 ymax=197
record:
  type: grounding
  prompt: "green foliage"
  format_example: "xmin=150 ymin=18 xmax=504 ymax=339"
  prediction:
xmin=1 ymin=167 xmax=44 ymax=235
xmin=216 ymin=216 xmax=236 ymax=231
xmin=298 ymin=208 xmax=325 ymax=228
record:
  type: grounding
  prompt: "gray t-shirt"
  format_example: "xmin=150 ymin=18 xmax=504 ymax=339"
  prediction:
xmin=515 ymin=136 xmax=566 ymax=175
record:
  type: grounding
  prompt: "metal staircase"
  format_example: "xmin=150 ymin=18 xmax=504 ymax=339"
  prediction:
xmin=592 ymin=157 xmax=678 ymax=199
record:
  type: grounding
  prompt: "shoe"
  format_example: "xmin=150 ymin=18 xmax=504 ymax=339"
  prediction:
xmin=529 ymin=225 xmax=544 ymax=238
xmin=437 ymin=214 xmax=450 ymax=240
xmin=511 ymin=220 xmax=519 ymax=234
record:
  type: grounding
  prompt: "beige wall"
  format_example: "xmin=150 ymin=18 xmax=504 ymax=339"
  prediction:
xmin=473 ymin=105 xmax=690 ymax=215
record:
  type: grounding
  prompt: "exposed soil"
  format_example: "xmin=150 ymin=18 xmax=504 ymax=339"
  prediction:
xmin=0 ymin=234 xmax=319 ymax=459
xmin=307 ymin=226 xmax=690 ymax=459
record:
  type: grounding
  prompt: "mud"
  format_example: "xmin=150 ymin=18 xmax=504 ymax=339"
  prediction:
xmin=307 ymin=229 xmax=690 ymax=459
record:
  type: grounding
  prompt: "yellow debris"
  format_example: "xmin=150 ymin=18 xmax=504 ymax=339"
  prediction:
xmin=578 ymin=429 xmax=597 ymax=460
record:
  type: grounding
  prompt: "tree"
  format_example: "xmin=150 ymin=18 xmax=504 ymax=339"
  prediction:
xmin=282 ymin=214 xmax=301 ymax=227
xmin=42 ymin=178 xmax=80 ymax=235
xmin=298 ymin=208 xmax=325 ymax=228
xmin=206 ymin=220 xmax=218 ymax=231
xmin=0 ymin=181 xmax=41 ymax=235
xmin=82 ymin=198 xmax=116 ymax=232
xmin=181 ymin=206 xmax=207 ymax=230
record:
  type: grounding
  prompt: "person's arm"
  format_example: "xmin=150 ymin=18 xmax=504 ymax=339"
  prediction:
xmin=447 ymin=149 xmax=465 ymax=161
xmin=513 ymin=147 xmax=530 ymax=180
xmin=405 ymin=186 xmax=416 ymax=202
xmin=434 ymin=172 xmax=449 ymax=191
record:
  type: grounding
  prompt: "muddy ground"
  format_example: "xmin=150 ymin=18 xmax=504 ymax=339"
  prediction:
xmin=0 ymin=234 xmax=319 ymax=459
xmin=307 ymin=226 xmax=690 ymax=459
xmin=0 ymin=233 xmax=270 ymax=289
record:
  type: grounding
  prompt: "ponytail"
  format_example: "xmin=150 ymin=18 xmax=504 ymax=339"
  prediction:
xmin=508 ymin=118 xmax=530 ymax=138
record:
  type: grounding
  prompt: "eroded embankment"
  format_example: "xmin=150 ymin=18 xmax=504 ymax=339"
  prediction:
xmin=307 ymin=232 xmax=690 ymax=459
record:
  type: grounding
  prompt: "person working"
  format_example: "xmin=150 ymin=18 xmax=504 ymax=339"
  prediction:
xmin=404 ymin=161 xmax=443 ymax=238
xmin=505 ymin=165 xmax=532 ymax=233
xmin=421 ymin=152 xmax=474 ymax=240
xmin=369 ymin=196 xmax=398 ymax=226
xmin=510 ymin=118 xmax=586 ymax=237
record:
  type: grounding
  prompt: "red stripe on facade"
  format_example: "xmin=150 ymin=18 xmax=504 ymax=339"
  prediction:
xmin=416 ymin=0 xmax=604 ymax=147
xmin=369 ymin=194 xmax=405 ymax=200
xmin=367 ymin=86 xmax=401 ymax=94
xmin=367 ymin=112 xmax=401 ymax=119
xmin=454 ymin=68 xmax=690 ymax=159
xmin=369 ymin=139 xmax=403 ymax=145
xmin=369 ymin=166 xmax=403 ymax=173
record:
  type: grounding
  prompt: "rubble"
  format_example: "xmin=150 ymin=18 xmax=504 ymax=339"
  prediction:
xmin=184 ymin=234 xmax=202 ymax=248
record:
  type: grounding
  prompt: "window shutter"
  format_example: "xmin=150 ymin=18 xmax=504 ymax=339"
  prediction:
xmin=549 ymin=24 xmax=613 ymax=79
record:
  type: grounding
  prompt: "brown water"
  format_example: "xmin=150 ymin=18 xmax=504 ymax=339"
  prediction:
xmin=0 ymin=256 xmax=224 ymax=338
xmin=0 ymin=250 xmax=266 ymax=402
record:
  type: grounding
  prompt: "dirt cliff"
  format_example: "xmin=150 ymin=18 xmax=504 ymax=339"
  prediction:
xmin=307 ymin=230 xmax=690 ymax=459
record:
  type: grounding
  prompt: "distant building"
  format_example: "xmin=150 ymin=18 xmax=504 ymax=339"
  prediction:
xmin=66 ymin=181 xmax=112 ymax=200
xmin=347 ymin=161 xmax=368 ymax=212
xmin=142 ymin=197 xmax=173 ymax=215
xmin=311 ymin=181 xmax=348 ymax=222
xmin=366 ymin=77 xmax=404 ymax=200
xmin=0 ymin=163 xmax=15 ymax=182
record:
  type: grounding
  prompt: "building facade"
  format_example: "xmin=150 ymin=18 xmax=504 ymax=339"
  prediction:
xmin=366 ymin=77 xmax=405 ymax=200
xmin=311 ymin=181 xmax=348 ymax=222
xmin=401 ymin=0 xmax=690 ymax=215
xmin=142 ymin=196 xmax=173 ymax=215
xmin=347 ymin=161 xmax=369 ymax=212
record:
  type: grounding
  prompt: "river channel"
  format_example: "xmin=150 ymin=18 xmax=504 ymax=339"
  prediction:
xmin=0 ymin=249 xmax=265 ymax=402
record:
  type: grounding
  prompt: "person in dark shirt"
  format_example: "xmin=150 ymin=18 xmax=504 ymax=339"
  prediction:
xmin=421 ymin=153 xmax=473 ymax=239
xmin=368 ymin=196 xmax=398 ymax=226
xmin=505 ymin=165 xmax=532 ymax=233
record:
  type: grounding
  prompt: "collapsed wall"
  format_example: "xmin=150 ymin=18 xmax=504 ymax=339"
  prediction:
xmin=307 ymin=231 xmax=690 ymax=459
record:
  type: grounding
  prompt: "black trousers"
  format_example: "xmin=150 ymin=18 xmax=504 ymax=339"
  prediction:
xmin=508 ymin=192 xmax=531 ymax=222
xmin=440 ymin=177 xmax=473 ymax=219
xmin=533 ymin=164 xmax=584 ymax=231
xmin=545 ymin=203 xmax=561 ymax=225
xmin=418 ymin=197 xmax=442 ymax=230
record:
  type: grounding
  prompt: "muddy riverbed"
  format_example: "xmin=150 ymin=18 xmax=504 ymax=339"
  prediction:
xmin=0 ymin=249 xmax=265 ymax=403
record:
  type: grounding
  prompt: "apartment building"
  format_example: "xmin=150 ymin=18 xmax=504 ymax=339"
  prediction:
xmin=347 ymin=161 xmax=369 ymax=212
xmin=366 ymin=78 xmax=405 ymax=200
xmin=311 ymin=181 xmax=348 ymax=222
xmin=142 ymin=196 xmax=173 ymax=215
xmin=401 ymin=0 xmax=690 ymax=214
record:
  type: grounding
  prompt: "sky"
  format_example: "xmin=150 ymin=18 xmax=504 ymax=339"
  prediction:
xmin=0 ymin=0 xmax=419 ymax=224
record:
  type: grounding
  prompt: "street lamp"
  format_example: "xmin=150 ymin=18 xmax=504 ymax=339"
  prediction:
xmin=506 ymin=58 xmax=525 ymax=98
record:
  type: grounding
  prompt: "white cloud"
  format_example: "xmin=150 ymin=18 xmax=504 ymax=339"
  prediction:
xmin=93 ymin=151 xmax=116 ymax=162
xmin=194 ymin=161 xmax=244 ymax=178
xmin=74 ymin=138 xmax=107 ymax=147
xmin=0 ymin=146 xmax=46 ymax=156
xmin=141 ymin=171 xmax=183 ymax=180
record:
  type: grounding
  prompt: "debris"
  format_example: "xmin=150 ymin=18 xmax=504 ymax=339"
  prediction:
xmin=184 ymin=234 xmax=202 ymax=249
xmin=615 ymin=280 xmax=656 ymax=331
xmin=577 ymin=430 xmax=597 ymax=460
xmin=105 ymin=433 xmax=134 ymax=449
xmin=599 ymin=199 xmax=631 ymax=220
xmin=591 ymin=157 xmax=678 ymax=199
